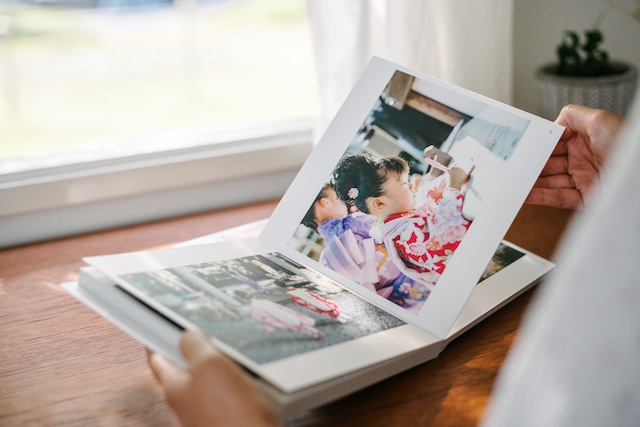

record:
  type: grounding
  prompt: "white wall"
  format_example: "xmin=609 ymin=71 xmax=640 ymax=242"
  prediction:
xmin=513 ymin=0 xmax=640 ymax=114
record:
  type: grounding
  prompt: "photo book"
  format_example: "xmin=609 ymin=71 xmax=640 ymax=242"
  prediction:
xmin=61 ymin=57 xmax=564 ymax=415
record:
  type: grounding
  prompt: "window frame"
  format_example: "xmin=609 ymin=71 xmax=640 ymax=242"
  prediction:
xmin=0 ymin=120 xmax=314 ymax=248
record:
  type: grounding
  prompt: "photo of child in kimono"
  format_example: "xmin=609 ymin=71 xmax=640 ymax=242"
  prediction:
xmin=300 ymin=182 xmax=430 ymax=313
xmin=288 ymin=69 xmax=530 ymax=314
xmin=332 ymin=153 xmax=473 ymax=290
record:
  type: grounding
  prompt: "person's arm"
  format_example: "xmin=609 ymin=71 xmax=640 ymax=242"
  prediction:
xmin=526 ymin=104 xmax=625 ymax=209
xmin=148 ymin=330 xmax=282 ymax=427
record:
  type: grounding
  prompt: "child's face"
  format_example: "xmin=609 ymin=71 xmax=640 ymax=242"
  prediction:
xmin=315 ymin=187 xmax=348 ymax=225
xmin=324 ymin=188 xmax=349 ymax=217
xmin=379 ymin=172 xmax=415 ymax=217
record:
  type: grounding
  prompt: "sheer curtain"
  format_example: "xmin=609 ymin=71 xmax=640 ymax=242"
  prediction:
xmin=307 ymin=0 xmax=514 ymax=131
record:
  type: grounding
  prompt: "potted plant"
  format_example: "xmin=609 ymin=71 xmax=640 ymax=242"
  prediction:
xmin=535 ymin=26 xmax=638 ymax=120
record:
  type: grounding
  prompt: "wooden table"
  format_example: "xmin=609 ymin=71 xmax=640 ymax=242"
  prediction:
xmin=0 ymin=201 xmax=573 ymax=427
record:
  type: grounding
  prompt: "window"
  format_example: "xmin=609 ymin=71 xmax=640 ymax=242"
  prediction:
xmin=0 ymin=0 xmax=318 ymax=247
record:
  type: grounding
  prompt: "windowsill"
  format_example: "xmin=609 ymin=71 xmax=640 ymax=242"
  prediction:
xmin=0 ymin=120 xmax=314 ymax=248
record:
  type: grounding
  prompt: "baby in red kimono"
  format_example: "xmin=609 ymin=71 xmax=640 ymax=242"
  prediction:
xmin=332 ymin=153 xmax=472 ymax=287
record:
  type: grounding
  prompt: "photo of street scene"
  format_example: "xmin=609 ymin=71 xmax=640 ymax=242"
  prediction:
xmin=477 ymin=243 xmax=525 ymax=282
xmin=119 ymin=252 xmax=406 ymax=364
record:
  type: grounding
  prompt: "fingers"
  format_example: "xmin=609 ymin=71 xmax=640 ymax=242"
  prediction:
xmin=179 ymin=330 xmax=244 ymax=378
xmin=148 ymin=352 xmax=189 ymax=393
xmin=525 ymin=187 xmax=582 ymax=210
xmin=148 ymin=332 xmax=221 ymax=393
xmin=555 ymin=104 xmax=595 ymax=135
xmin=149 ymin=332 xmax=282 ymax=427
xmin=532 ymin=174 xmax=576 ymax=190
xmin=539 ymin=155 xmax=568 ymax=176
xmin=550 ymin=138 xmax=569 ymax=156
xmin=527 ymin=173 xmax=581 ymax=209
xmin=180 ymin=330 xmax=219 ymax=367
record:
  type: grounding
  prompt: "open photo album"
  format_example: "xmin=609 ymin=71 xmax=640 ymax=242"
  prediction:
xmin=62 ymin=57 xmax=563 ymax=414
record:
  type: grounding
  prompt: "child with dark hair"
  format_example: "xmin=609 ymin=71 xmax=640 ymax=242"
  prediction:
xmin=302 ymin=182 xmax=429 ymax=312
xmin=332 ymin=153 xmax=472 ymax=288
xmin=301 ymin=183 xmax=370 ymax=236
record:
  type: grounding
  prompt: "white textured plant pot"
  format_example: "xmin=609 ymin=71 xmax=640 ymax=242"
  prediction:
xmin=535 ymin=61 xmax=638 ymax=120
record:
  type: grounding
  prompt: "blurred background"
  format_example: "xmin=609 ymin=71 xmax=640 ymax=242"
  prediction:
xmin=0 ymin=0 xmax=318 ymax=172
xmin=1 ymin=0 xmax=638 ymax=248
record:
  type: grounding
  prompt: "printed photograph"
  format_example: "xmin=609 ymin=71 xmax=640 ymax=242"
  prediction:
xmin=478 ymin=243 xmax=526 ymax=283
xmin=118 ymin=252 xmax=406 ymax=364
xmin=288 ymin=70 xmax=531 ymax=314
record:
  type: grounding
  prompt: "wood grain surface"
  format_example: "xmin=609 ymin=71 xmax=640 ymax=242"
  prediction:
xmin=0 ymin=201 xmax=573 ymax=427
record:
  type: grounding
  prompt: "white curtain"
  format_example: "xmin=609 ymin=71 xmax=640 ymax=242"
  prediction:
xmin=307 ymin=0 xmax=514 ymax=132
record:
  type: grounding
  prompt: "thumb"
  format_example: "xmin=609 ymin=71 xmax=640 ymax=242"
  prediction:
xmin=180 ymin=330 xmax=220 ymax=367
xmin=148 ymin=351 xmax=190 ymax=392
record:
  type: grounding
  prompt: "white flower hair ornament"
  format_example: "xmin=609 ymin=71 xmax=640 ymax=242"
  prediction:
xmin=348 ymin=187 xmax=359 ymax=200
